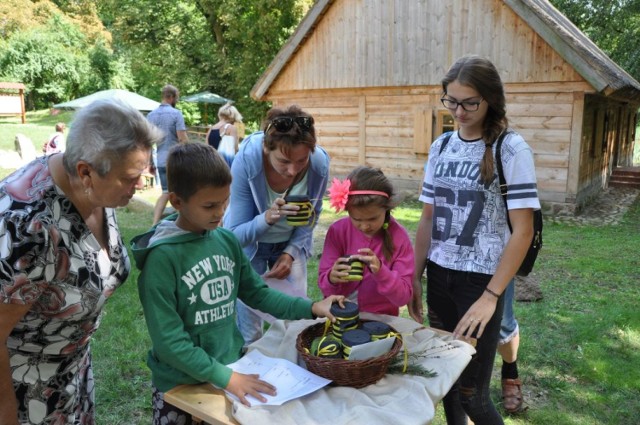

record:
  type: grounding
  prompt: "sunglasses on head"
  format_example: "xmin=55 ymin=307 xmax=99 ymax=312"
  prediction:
xmin=266 ymin=116 xmax=315 ymax=134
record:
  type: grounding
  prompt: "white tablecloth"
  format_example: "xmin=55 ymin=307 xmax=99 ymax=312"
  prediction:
xmin=231 ymin=312 xmax=475 ymax=425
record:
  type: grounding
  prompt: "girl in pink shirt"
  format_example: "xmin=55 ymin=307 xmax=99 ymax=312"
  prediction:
xmin=318 ymin=166 xmax=414 ymax=316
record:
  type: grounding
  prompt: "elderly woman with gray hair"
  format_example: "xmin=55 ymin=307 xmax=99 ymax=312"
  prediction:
xmin=0 ymin=99 xmax=163 ymax=424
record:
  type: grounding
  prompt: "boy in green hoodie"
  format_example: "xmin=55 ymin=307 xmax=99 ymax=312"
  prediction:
xmin=132 ymin=143 xmax=343 ymax=422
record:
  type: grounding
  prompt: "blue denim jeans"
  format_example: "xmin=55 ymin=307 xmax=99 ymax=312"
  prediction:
xmin=236 ymin=242 xmax=308 ymax=346
xmin=426 ymin=262 xmax=505 ymax=425
xmin=157 ymin=166 xmax=168 ymax=193
xmin=499 ymin=279 xmax=519 ymax=344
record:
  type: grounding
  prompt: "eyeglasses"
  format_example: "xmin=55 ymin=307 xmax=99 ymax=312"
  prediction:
xmin=440 ymin=97 xmax=484 ymax=112
xmin=265 ymin=116 xmax=315 ymax=134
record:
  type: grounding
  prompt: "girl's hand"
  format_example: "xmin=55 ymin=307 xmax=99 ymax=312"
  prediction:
xmin=226 ymin=371 xmax=277 ymax=407
xmin=453 ymin=292 xmax=498 ymax=340
xmin=312 ymin=295 xmax=345 ymax=321
xmin=329 ymin=257 xmax=351 ymax=284
xmin=408 ymin=276 xmax=424 ymax=323
xmin=265 ymin=197 xmax=299 ymax=225
xmin=265 ymin=198 xmax=285 ymax=225
xmin=354 ymin=248 xmax=381 ymax=274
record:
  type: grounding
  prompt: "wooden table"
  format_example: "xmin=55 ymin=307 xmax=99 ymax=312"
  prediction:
xmin=164 ymin=384 xmax=238 ymax=425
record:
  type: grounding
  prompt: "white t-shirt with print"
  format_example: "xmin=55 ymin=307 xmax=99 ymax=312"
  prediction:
xmin=419 ymin=131 xmax=540 ymax=275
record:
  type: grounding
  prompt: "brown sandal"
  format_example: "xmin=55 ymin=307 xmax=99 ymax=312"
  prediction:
xmin=501 ymin=378 xmax=524 ymax=413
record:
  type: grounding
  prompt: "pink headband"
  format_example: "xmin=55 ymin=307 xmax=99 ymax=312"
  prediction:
xmin=327 ymin=178 xmax=389 ymax=213
xmin=347 ymin=190 xmax=390 ymax=197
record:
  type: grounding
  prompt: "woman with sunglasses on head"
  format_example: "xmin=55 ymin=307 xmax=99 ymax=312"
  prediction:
xmin=408 ymin=55 xmax=540 ymax=425
xmin=224 ymin=105 xmax=330 ymax=346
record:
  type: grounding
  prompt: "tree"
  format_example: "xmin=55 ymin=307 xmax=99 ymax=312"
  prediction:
xmin=97 ymin=0 xmax=216 ymax=102
xmin=550 ymin=0 xmax=640 ymax=82
xmin=0 ymin=19 xmax=89 ymax=108
xmin=98 ymin=0 xmax=311 ymax=124
xmin=194 ymin=0 xmax=311 ymax=123
xmin=0 ymin=0 xmax=136 ymax=109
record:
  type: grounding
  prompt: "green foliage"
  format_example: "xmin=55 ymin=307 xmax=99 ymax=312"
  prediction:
xmin=176 ymin=101 xmax=202 ymax=126
xmin=0 ymin=11 xmax=134 ymax=109
xmin=85 ymin=40 xmax=136 ymax=91
xmin=199 ymin=0 xmax=308 ymax=122
xmin=550 ymin=0 xmax=640 ymax=82
xmin=96 ymin=0 xmax=310 ymax=123
xmin=98 ymin=0 xmax=215 ymax=100
xmin=0 ymin=25 xmax=88 ymax=108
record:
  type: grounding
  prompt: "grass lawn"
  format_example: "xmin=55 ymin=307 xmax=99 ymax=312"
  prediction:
xmin=1 ymin=111 xmax=639 ymax=424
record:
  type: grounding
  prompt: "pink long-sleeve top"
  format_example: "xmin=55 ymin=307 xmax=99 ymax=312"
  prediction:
xmin=318 ymin=216 xmax=415 ymax=316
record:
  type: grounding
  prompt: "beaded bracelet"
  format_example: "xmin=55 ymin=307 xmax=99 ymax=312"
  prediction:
xmin=484 ymin=287 xmax=501 ymax=298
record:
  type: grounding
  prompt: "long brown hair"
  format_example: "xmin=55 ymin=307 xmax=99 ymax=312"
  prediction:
xmin=442 ymin=55 xmax=508 ymax=183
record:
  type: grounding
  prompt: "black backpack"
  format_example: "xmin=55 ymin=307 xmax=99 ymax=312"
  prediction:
xmin=438 ymin=132 xmax=542 ymax=276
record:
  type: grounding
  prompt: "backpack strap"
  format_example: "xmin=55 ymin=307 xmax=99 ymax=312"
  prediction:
xmin=494 ymin=130 xmax=513 ymax=231
xmin=438 ymin=131 xmax=454 ymax=154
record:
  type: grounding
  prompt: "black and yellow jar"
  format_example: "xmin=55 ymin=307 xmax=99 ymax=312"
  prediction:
xmin=329 ymin=301 xmax=359 ymax=339
xmin=310 ymin=335 xmax=343 ymax=359
xmin=341 ymin=329 xmax=371 ymax=359
xmin=344 ymin=257 xmax=364 ymax=281
xmin=362 ymin=321 xmax=392 ymax=340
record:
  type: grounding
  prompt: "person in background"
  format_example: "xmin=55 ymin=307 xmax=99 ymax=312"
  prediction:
xmin=42 ymin=122 xmax=66 ymax=155
xmin=132 ymin=143 xmax=344 ymax=423
xmin=408 ymin=55 xmax=540 ymax=425
xmin=205 ymin=102 xmax=243 ymax=167
xmin=224 ymin=105 xmax=330 ymax=346
xmin=147 ymin=84 xmax=189 ymax=225
xmin=318 ymin=166 xmax=414 ymax=315
xmin=0 ymin=99 xmax=162 ymax=425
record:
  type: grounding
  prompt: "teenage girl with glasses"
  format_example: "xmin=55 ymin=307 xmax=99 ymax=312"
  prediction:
xmin=318 ymin=166 xmax=415 ymax=315
xmin=408 ymin=55 xmax=540 ymax=425
xmin=224 ymin=105 xmax=331 ymax=347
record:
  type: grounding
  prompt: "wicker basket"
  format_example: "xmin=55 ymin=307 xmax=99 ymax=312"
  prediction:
xmin=296 ymin=320 xmax=402 ymax=388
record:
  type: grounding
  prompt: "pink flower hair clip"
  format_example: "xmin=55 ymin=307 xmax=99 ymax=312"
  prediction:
xmin=327 ymin=178 xmax=390 ymax=213
xmin=328 ymin=178 xmax=351 ymax=213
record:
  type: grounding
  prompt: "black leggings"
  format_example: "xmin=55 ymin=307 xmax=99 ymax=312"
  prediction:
xmin=426 ymin=262 xmax=505 ymax=425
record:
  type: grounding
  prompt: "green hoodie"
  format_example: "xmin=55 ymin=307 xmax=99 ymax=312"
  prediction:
xmin=131 ymin=215 xmax=313 ymax=392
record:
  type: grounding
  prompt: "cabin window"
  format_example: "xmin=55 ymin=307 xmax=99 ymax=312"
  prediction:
xmin=414 ymin=108 xmax=459 ymax=154
xmin=436 ymin=110 xmax=457 ymax=136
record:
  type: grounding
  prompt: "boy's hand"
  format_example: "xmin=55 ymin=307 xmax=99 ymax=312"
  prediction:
xmin=312 ymin=295 xmax=345 ymax=322
xmin=226 ymin=371 xmax=276 ymax=407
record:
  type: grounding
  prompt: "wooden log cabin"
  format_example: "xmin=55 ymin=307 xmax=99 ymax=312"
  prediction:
xmin=251 ymin=0 xmax=640 ymax=214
